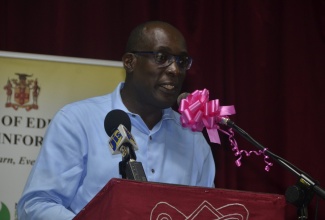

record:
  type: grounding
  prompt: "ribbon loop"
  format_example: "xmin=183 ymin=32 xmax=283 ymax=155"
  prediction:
xmin=178 ymin=89 xmax=235 ymax=144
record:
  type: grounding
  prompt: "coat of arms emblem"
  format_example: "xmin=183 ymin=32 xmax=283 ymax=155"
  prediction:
xmin=3 ymin=73 xmax=40 ymax=111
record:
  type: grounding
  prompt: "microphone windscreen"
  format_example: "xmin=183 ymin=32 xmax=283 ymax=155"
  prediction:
xmin=104 ymin=109 xmax=131 ymax=136
xmin=177 ymin=92 xmax=190 ymax=106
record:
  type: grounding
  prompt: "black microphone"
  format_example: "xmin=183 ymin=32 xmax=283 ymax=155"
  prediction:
xmin=177 ymin=92 xmax=190 ymax=106
xmin=104 ymin=109 xmax=147 ymax=182
xmin=177 ymin=92 xmax=325 ymax=206
xmin=104 ymin=109 xmax=137 ymax=157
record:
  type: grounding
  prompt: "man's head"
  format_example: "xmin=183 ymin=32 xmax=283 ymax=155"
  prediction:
xmin=122 ymin=21 xmax=191 ymax=112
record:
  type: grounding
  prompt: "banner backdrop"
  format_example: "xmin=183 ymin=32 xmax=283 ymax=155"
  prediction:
xmin=0 ymin=51 xmax=124 ymax=220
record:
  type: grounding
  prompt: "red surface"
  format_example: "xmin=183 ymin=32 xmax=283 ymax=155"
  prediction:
xmin=74 ymin=178 xmax=286 ymax=220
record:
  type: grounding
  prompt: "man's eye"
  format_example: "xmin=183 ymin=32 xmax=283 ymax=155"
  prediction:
xmin=154 ymin=53 xmax=169 ymax=64
xmin=178 ymin=57 xmax=189 ymax=66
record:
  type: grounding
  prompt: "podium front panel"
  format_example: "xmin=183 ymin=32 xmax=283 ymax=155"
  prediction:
xmin=74 ymin=178 xmax=286 ymax=220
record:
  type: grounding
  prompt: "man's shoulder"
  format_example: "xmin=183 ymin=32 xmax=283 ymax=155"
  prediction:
xmin=61 ymin=93 xmax=113 ymax=114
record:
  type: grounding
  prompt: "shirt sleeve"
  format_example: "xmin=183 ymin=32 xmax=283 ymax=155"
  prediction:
xmin=17 ymin=108 xmax=86 ymax=220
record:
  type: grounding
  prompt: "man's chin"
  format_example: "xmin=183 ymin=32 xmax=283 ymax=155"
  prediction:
xmin=158 ymin=99 xmax=177 ymax=109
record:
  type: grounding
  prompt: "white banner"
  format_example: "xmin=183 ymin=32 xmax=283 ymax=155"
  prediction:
xmin=0 ymin=51 xmax=124 ymax=220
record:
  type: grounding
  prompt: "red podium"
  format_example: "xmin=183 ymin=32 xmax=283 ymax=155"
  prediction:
xmin=74 ymin=178 xmax=286 ymax=220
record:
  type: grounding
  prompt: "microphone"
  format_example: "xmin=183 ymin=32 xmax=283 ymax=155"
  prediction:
xmin=104 ymin=110 xmax=138 ymax=156
xmin=177 ymin=91 xmax=325 ymax=206
xmin=177 ymin=92 xmax=190 ymax=106
xmin=104 ymin=109 xmax=147 ymax=181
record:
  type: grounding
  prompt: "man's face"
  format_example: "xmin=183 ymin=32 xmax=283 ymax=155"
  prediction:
xmin=130 ymin=25 xmax=188 ymax=110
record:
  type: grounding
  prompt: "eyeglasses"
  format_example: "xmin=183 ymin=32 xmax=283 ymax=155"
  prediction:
xmin=131 ymin=51 xmax=193 ymax=71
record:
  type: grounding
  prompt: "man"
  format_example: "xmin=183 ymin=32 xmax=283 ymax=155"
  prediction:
xmin=18 ymin=21 xmax=215 ymax=219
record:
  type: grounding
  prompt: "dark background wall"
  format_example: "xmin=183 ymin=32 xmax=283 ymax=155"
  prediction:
xmin=1 ymin=0 xmax=324 ymax=219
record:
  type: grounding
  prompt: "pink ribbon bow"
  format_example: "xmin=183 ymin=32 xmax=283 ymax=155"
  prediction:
xmin=178 ymin=89 xmax=236 ymax=144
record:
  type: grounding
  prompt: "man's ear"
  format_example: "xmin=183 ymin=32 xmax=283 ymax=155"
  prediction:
xmin=122 ymin=53 xmax=136 ymax=72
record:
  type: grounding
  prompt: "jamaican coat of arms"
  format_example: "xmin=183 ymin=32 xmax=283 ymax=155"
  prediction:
xmin=3 ymin=73 xmax=40 ymax=111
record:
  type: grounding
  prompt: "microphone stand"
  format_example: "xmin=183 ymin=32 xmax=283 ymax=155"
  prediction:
xmin=119 ymin=144 xmax=147 ymax=182
xmin=119 ymin=145 xmax=129 ymax=179
xmin=220 ymin=118 xmax=325 ymax=219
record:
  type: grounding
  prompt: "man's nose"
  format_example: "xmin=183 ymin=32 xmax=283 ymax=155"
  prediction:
xmin=166 ymin=60 xmax=182 ymax=76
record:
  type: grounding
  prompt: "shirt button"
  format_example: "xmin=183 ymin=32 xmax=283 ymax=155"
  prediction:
xmin=132 ymin=114 xmax=136 ymax=117
xmin=149 ymin=136 xmax=152 ymax=140
xmin=151 ymin=169 xmax=155 ymax=173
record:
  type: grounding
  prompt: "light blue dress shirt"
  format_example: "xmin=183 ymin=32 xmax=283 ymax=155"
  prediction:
xmin=18 ymin=82 xmax=215 ymax=220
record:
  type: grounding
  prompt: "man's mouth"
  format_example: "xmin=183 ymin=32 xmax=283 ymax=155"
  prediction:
xmin=161 ymin=84 xmax=175 ymax=90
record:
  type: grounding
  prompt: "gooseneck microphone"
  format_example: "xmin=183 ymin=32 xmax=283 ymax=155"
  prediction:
xmin=177 ymin=92 xmax=190 ymax=106
xmin=177 ymin=92 xmax=325 ymax=218
xmin=104 ymin=109 xmax=147 ymax=182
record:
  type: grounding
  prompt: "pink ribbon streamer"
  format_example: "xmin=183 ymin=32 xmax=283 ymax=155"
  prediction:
xmin=218 ymin=127 xmax=273 ymax=172
xmin=178 ymin=89 xmax=273 ymax=171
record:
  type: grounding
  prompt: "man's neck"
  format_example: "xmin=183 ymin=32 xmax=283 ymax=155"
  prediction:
xmin=120 ymin=87 xmax=163 ymax=130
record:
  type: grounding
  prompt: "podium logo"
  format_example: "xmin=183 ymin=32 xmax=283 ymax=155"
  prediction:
xmin=150 ymin=200 xmax=249 ymax=220
xmin=3 ymin=73 xmax=41 ymax=111
xmin=0 ymin=202 xmax=10 ymax=220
